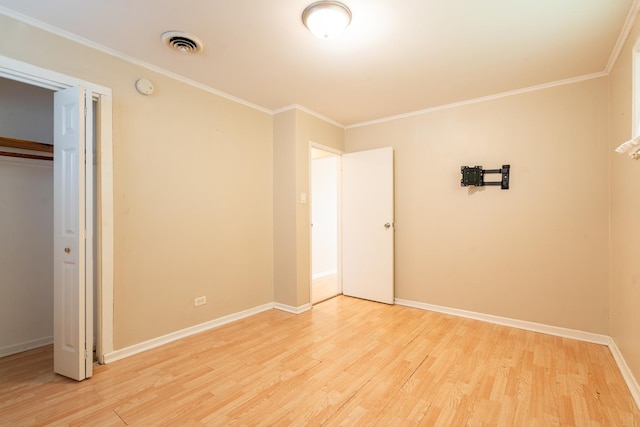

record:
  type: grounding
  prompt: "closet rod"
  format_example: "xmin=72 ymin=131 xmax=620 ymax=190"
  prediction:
xmin=0 ymin=150 xmax=53 ymax=161
xmin=0 ymin=135 xmax=53 ymax=153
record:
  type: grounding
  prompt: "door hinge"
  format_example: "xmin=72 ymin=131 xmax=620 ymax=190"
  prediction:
xmin=84 ymin=349 xmax=89 ymax=360
xmin=84 ymin=106 xmax=88 ymax=117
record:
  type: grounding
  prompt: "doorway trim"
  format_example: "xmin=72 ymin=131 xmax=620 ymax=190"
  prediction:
xmin=0 ymin=55 xmax=114 ymax=361
xmin=309 ymin=141 xmax=343 ymax=304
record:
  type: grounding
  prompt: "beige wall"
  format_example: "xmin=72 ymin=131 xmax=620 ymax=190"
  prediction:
xmin=273 ymin=109 xmax=344 ymax=307
xmin=346 ymin=78 xmax=610 ymax=334
xmin=609 ymin=12 xmax=640 ymax=383
xmin=273 ymin=110 xmax=298 ymax=306
xmin=0 ymin=15 xmax=274 ymax=349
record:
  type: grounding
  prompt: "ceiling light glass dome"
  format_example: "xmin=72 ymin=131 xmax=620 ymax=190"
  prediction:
xmin=302 ymin=1 xmax=352 ymax=39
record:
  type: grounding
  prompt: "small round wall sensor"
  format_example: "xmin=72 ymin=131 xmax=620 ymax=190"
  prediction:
xmin=135 ymin=78 xmax=154 ymax=95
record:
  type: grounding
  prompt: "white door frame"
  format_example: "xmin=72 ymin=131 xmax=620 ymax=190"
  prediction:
xmin=309 ymin=142 xmax=343 ymax=303
xmin=0 ymin=55 xmax=114 ymax=362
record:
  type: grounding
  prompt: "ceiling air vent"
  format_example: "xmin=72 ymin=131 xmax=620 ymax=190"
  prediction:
xmin=161 ymin=31 xmax=204 ymax=54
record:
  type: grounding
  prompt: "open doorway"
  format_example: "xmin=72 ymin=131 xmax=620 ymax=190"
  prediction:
xmin=0 ymin=77 xmax=55 ymax=358
xmin=0 ymin=55 xmax=114 ymax=376
xmin=310 ymin=145 xmax=341 ymax=304
xmin=0 ymin=78 xmax=98 ymax=364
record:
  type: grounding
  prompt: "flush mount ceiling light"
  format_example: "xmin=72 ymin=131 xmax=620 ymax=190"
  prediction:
xmin=302 ymin=1 xmax=352 ymax=39
xmin=161 ymin=31 xmax=204 ymax=54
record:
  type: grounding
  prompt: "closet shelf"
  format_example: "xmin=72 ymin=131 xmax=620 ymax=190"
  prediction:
xmin=0 ymin=135 xmax=53 ymax=161
xmin=0 ymin=150 xmax=53 ymax=161
xmin=0 ymin=135 xmax=53 ymax=153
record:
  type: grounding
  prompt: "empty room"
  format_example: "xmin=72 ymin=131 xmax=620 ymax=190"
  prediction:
xmin=0 ymin=0 xmax=639 ymax=425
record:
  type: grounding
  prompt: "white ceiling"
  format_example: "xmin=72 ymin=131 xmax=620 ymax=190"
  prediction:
xmin=0 ymin=0 xmax=635 ymax=126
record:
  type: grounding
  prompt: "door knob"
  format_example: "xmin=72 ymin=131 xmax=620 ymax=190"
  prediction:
xmin=64 ymin=248 xmax=71 ymax=253
xmin=384 ymin=223 xmax=392 ymax=229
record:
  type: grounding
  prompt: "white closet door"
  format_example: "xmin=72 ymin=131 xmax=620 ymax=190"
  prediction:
xmin=53 ymin=86 xmax=92 ymax=380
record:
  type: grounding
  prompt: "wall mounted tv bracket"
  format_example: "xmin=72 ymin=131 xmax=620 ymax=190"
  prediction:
xmin=460 ymin=164 xmax=510 ymax=189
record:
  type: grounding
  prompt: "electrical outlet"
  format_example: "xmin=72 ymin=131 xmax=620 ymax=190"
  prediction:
xmin=194 ymin=296 xmax=207 ymax=307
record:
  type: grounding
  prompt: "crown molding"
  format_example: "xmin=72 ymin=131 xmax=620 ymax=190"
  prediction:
xmin=0 ymin=6 xmax=272 ymax=115
xmin=347 ymin=71 xmax=608 ymax=129
xmin=606 ymin=0 xmax=640 ymax=74
xmin=273 ymin=104 xmax=345 ymax=128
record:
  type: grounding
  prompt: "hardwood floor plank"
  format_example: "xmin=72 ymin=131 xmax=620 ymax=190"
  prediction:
xmin=0 ymin=296 xmax=638 ymax=426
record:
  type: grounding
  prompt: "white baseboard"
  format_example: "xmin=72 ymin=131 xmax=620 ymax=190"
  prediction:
xmin=103 ymin=300 xmax=315 ymax=365
xmin=0 ymin=336 xmax=53 ymax=358
xmin=395 ymin=298 xmax=610 ymax=345
xmin=103 ymin=303 xmax=274 ymax=364
xmin=396 ymin=298 xmax=640 ymax=411
xmin=312 ymin=270 xmax=337 ymax=280
xmin=274 ymin=302 xmax=312 ymax=314
xmin=608 ymin=339 xmax=640 ymax=409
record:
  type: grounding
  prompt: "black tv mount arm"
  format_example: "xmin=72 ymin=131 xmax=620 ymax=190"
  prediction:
xmin=460 ymin=164 xmax=510 ymax=190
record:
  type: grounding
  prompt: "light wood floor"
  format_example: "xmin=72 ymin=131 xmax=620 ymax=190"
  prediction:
xmin=1 ymin=296 xmax=639 ymax=426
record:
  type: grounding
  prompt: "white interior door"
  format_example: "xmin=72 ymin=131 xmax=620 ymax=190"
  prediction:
xmin=53 ymin=86 xmax=93 ymax=380
xmin=342 ymin=147 xmax=394 ymax=304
